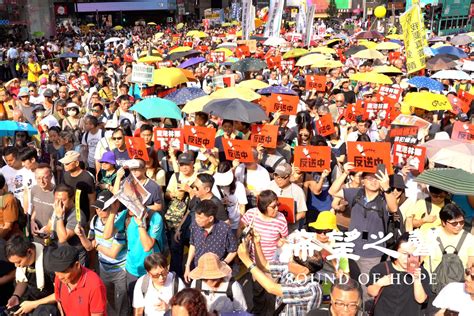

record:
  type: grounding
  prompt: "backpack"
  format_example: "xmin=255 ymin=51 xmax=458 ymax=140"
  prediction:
xmin=430 ymin=230 xmax=468 ymax=295
xmin=141 ymin=271 xmax=180 ymax=298
xmin=84 ymin=129 xmax=106 ymax=143
xmin=195 ymin=278 xmax=235 ymax=302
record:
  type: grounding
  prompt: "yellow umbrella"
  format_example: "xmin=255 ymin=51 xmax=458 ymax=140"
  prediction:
xmin=138 ymin=56 xmax=163 ymax=63
xmin=211 ymin=87 xmax=260 ymax=101
xmin=147 ymin=22 xmax=157 ymax=26
xmin=139 ymin=49 xmax=161 ymax=57
xmin=402 ymin=92 xmax=452 ymax=111
xmin=182 ymin=95 xmax=217 ymax=113
xmin=296 ymin=53 xmax=328 ymax=67
xmin=153 ymin=68 xmax=188 ymax=87
xmin=325 ymin=39 xmax=344 ymax=46
xmin=311 ymin=59 xmax=344 ymax=69
xmin=87 ymin=23 xmax=95 ymax=27
xmin=386 ymin=34 xmax=403 ymax=40
xmin=349 ymin=71 xmax=393 ymax=85
xmin=255 ymin=18 xmax=265 ymax=28
xmin=353 ymin=49 xmax=386 ymax=60
xmin=169 ymin=46 xmax=192 ymax=54
xmin=193 ymin=31 xmax=209 ymax=38
xmin=310 ymin=47 xmax=336 ymax=55
xmin=112 ymin=25 xmax=123 ymax=31
xmin=375 ymin=42 xmax=401 ymax=50
xmin=237 ymin=79 xmax=269 ymax=90
xmin=222 ymin=22 xmax=231 ymax=27
xmin=176 ymin=23 xmax=184 ymax=30
xmin=235 ymin=30 xmax=243 ymax=37
xmin=154 ymin=32 xmax=164 ymax=40
xmin=283 ymin=48 xmax=309 ymax=59
xmin=231 ymin=21 xmax=240 ymax=26
xmin=358 ymin=40 xmax=378 ymax=49
xmin=214 ymin=48 xmax=233 ymax=57
xmin=373 ymin=65 xmax=403 ymax=74
xmin=186 ymin=30 xmax=201 ymax=37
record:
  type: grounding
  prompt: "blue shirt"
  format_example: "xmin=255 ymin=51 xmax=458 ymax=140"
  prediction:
xmin=125 ymin=211 xmax=165 ymax=277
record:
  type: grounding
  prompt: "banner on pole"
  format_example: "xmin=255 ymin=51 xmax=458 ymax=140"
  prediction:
xmin=400 ymin=4 xmax=427 ymax=74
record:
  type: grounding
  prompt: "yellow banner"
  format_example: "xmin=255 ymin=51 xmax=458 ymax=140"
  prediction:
xmin=400 ymin=5 xmax=427 ymax=74
xmin=75 ymin=189 xmax=81 ymax=223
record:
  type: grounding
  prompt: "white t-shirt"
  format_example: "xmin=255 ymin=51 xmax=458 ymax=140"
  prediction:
xmin=212 ymin=181 xmax=248 ymax=229
xmin=82 ymin=129 xmax=104 ymax=167
xmin=29 ymin=94 xmax=45 ymax=105
xmin=190 ymin=278 xmax=247 ymax=313
xmin=133 ymin=272 xmax=185 ymax=316
xmin=1 ymin=165 xmax=34 ymax=202
xmin=234 ymin=164 xmax=271 ymax=195
xmin=433 ymin=282 xmax=474 ymax=316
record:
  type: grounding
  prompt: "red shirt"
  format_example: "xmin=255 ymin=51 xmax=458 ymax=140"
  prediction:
xmin=54 ymin=267 xmax=107 ymax=316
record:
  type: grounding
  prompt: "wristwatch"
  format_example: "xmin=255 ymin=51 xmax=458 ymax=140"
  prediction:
xmin=54 ymin=215 xmax=64 ymax=221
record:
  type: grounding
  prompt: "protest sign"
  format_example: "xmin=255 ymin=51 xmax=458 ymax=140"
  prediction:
xmin=131 ymin=64 xmax=154 ymax=84
xmin=344 ymin=101 xmax=365 ymax=122
xmin=389 ymin=125 xmax=419 ymax=144
xmin=75 ymin=189 xmax=81 ymax=223
xmin=210 ymin=51 xmax=225 ymax=63
xmin=183 ymin=125 xmax=216 ymax=149
xmin=377 ymin=86 xmax=402 ymax=103
xmin=153 ymin=127 xmax=184 ymax=151
xmin=115 ymin=174 xmax=151 ymax=219
xmin=237 ymin=39 xmax=257 ymax=52
xmin=236 ymin=45 xmax=250 ymax=58
xmin=457 ymin=89 xmax=474 ymax=114
xmin=392 ymin=114 xmax=431 ymax=138
xmin=347 ymin=142 xmax=392 ymax=174
xmin=393 ymin=142 xmax=426 ymax=172
xmin=268 ymin=93 xmax=299 ymax=115
xmin=222 ymin=139 xmax=254 ymax=162
xmin=125 ymin=136 xmax=150 ymax=161
xmin=305 ymin=75 xmax=326 ymax=92
xmin=213 ymin=74 xmax=235 ymax=88
xmin=364 ymin=100 xmax=392 ymax=121
xmin=451 ymin=121 xmax=474 ymax=143
xmin=294 ymin=146 xmax=331 ymax=172
xmin=281 ymin=60 xmax=295 ymax=71
xmin=250 ymin=124 xmax=278 ymax=148
xmin=400 ymin=4 xmax=427 ymax=74
xmin=157 ymin=61 xmax=173 ymax=68
xmin=316 ymin=114 xmax=336 ymax=136
xmin=266 ymin=56 xmax=281 ymax=69
xmin=278 ymin=197 xmax=295 ymax=224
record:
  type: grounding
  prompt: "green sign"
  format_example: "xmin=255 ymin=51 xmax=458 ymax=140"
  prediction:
xmin=335 ymin=0 xmax=350 ymax=10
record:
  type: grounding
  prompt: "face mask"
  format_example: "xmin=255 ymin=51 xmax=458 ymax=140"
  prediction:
xmin=67 ymin=109 xmax=77 ymax=116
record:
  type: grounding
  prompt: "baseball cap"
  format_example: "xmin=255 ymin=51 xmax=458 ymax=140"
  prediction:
xmin=178 ymin=152 xmax=195 ymax=165
xmin=45 ymin=245 xmax=79 ymax=272
xmin=41 ymin=64 xmax=48 ymax=70
xmin=92 ymin=190 xmax=114 ymax=209
xmin=43 ymin=89 xmax=54 ymax=98
xmin=274 ymin=163 xmax=292 ymax=178
xmin=59 ymin=151 xmax=80 ymax=164
xmin=18 ymin=87 xmax=29 ymax=97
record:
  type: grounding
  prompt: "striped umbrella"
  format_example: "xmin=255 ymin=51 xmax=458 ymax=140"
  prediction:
xmin=415 ymin=168 xmax=474 ymax=195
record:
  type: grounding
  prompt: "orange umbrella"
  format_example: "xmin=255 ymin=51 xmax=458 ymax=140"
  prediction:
xmin=180 ymin=69 xmax=196 ymax=81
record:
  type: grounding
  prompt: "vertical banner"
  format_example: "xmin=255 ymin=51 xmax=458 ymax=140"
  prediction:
xmin=250 ymin=5 xmax=256 ymax=34
xmin=241 ymin=0 xmax=252 ymax=40
xmin=400 ymin=4 xmax=427 ymax=74
xmin=264 ymin=0 xmax=285 ymax=38
xmin=296 ymin=0 xmax=307 ymax=34
xmin=304 ymin=5 xmax=316 ymax=47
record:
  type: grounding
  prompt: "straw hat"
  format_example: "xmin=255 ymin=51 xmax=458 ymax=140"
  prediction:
xmin=188 ymin=253 xmax=232 ymax=280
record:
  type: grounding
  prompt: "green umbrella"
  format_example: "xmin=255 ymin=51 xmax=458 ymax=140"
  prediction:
xmin=129 ymin=97 xmax=182 ymax=120
xmin=415 ymin=168 xmax=474 ymax=195
xmin=33 ymin=31 xmax=45 ymax=38
xmin=231 ymin=58 xmax=267 ymax=73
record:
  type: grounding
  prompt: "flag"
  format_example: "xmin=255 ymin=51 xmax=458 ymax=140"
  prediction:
xmin=264 ymin=0 xmax=285 ymax=38
xmin=304 ymin=5 xmax=316 ymax=47
xmin=400 ymin=4 xmax=427 ymax=74
xmin=241 ymin=0 xmax=252 ymax=40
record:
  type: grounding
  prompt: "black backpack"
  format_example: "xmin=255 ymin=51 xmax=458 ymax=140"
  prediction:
xmin=195 ymin=278 xmax=235 ymax=302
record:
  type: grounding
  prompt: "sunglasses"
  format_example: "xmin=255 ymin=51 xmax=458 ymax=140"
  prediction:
xmin=447 ymin=219 xmax=465 ymax=227
xmin=315 ymin=229 xmax=333 ymax=235
xmin=112 ymin=137 xmax=123 ymax=141
xmin=149 ymin=270 xmax=168 ymax=279
xmin=91 ymin=109 xmax=100 ymax=113
xmin=364 ymin=95 xmax=373 ymax=98
xmin=274 ymin=174 xmax=290 ymax=179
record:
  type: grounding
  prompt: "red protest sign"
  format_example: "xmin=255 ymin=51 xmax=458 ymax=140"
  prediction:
xmin=250 ymin=124 xmax=278 ymax=148
xmin=256 ymin=96 xmax=271 ymax=113
xmin=125 ymin=137 xmax=149 ymax=161
xmin=269 ymin=93 xmax=299 ymax=115
xmin=451 ymin=121 xmax=474 ymax=143
xmin=347 ymin=141 xmax=392 ymax=174
xmin=222 ymin=139 xmax=254 ymax=162
xmin=316 ymin=114 xmax=336 ymax=136
xmin=294 ymin=146 xmax=331 ymax=172
xmin=278 ymin=197 xmax=295 ymax=224
xmin=344 ymin=101 xmax=365 ymax=122
xmin=236 ymin=45 xmax=250 ymax=58
xmin=281 ymin=59 xmax=295 ymax=71
xmin=157 ymin=61 xmax=173 ymax=68
xmin=377 ymin=86 xmax=402 ymax=103
xmin=153 ymin=127 xmax=184 ymax=151
xmin=196 ymin=45 xmax=209 ymax=53
xmin=392 ymin=142 xmax=426 ymax=172
xmin=183 ymin=125 xmax=216 ymax=149
xmin=457 ymin=89 xmax=474 ymax=114
xmin=183 ymin=41 xmax=193 ymax=47
xmin=266 ymin=56 xmax=281 ymax=70
xmin=210 ymin=51 xmax=225 ymax=63
xmin=364 ymin=100 xmax=392 ymax=121
xmin=305 ymin=75 xmax=326 ymax=92
xmin=389 ymin=126 xmax=419 ymax=144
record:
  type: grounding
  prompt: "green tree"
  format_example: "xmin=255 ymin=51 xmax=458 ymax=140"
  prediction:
xmin=326 ymin=0 xmax=338 ymax=17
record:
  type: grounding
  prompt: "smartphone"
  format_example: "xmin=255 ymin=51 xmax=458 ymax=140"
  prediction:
xmin=407 ymin=254 xmax=420 ymax=274
xmin=376 ymin=163 xmax=386 ymax=175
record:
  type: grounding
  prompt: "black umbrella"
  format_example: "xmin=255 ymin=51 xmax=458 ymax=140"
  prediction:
xmin=354 ymin=31 xmax=384 ymax=40
xmin=231 ymin=58 xmax=267 ymax=73
xmin=426 ymin=54 xmax=458 ymax=71
xmin=165 ymin=50 xmax=201 ymax=61
xmin=202 ymin=98 xmax=268 ymax=123
xmin=344 ymin=45 xmax=367 ymax=57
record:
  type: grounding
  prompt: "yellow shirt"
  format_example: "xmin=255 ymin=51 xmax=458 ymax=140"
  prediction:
xmin=407 ymin=199 xmax=445 ymax=230
xmin=27 ymin=62 xmax=41 ymax=83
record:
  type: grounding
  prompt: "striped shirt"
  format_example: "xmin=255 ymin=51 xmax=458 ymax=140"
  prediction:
xmin=241 ymin=208 xmax=288 ymax=261
xmin=88 ymin=214 xmax=127 ymax=272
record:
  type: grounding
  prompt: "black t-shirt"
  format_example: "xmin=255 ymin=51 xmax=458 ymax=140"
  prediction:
xmin=24 ymin=256 xmax=56 ymax=301
xmin=63 ymin=170 xmax=95 ymax=219
xmin=0 ymin=260 xmax=15 ymax=306
xmin=367 ymin=261 xmax=431 ymax=316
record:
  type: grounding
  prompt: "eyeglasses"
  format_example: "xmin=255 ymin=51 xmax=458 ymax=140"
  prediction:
xmin=364 ymin=95 xmax=373 ymax=98
xmin=315 ymin=229 xmax=333 ymax=235
xmin=447 ymin=219 xmax=465 ymax=227
xmin=91 ymin=109 xmax=100 ymax=113
xmin=430 ymin=193 xmax=445 ymax=199
xmin=465 ymin=268 xmax=474 ymax=281
xmin=332 ymin=300 xmax=359 ymax=311
xmin=29 ymin=90 xmax=35 ymax=92
xmin=268 ymin=202 xmax=280 ymax=209
xmin=112 ymin=137 xmax=123 ymax=141
xmin=274 ymin=174 xmax=290 ymax=180
xmin=149 ymin=270 xmax=168 ymax=279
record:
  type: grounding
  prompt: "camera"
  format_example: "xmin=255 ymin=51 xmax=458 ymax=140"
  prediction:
xmin=239 ymin=226 xmax=253 ymax=242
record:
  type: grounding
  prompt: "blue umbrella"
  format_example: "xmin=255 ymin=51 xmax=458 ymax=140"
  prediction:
xmin=389 ymin=39 xmax=403 ymax=46
xmin=257 ymin=85 xmax=298 ymax=96
xmin=58 ymin=52 xmax=80 ymax=58
xmin=164 ymin=87 xmax=207 ymax=105
xmin=433 ymin=46 xmax=467 ymax=59
xmin=407 ymin=76 xmax=444 ymax=91
xmin=178 ymin=57 xmax=207 ymax=69
xmin=0 ymin=121 xmax=38 ymax=137
xmin=129 ymin=97 xmax=182 ymax=120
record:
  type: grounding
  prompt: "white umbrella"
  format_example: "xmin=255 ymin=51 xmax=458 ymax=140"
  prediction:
xmin=263 ymin=37 xmax=288 ymax=47
xmin=421 ymin=140 xmax=474 ymax=173
xmin=431 ymin=69 xmax=471 ymax=80
xmin=104 ymin=37 xmax=121 ymax=44
xmin=461 ymin=60 xmax=474 ymax=72
xmin=217 ymin=42 xmax=237 ymax=49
